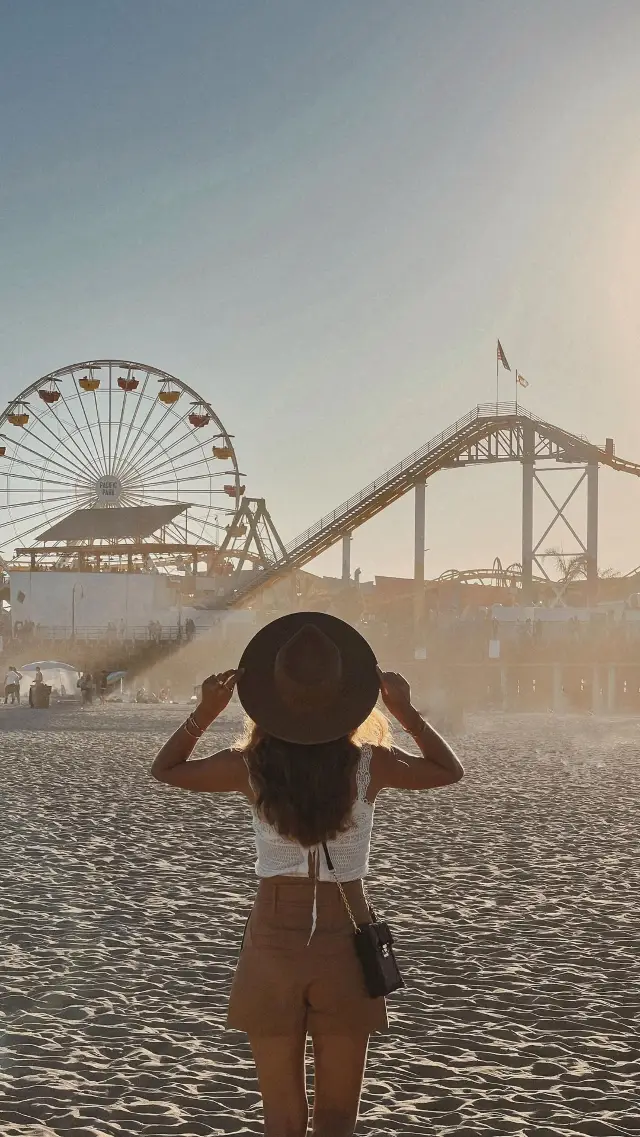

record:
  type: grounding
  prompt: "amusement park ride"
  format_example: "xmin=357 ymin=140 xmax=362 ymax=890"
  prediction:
xmin=2 ymin=358 xmax=640 ymax=630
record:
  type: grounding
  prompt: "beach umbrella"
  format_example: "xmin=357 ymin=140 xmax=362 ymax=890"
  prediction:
xmin=20 ymin=660 xmax=78 ymax=672
xmin=107 ymin=670 xmax=127 ymax=683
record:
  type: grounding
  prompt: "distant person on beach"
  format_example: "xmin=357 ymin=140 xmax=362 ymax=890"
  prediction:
xmin=98 ymin=670 xmax=109 ymax=703
xmin=78 ymin=672 xmax=93 ymax=707
xmin=151 ymin=613 xmax=463 ymax=1137
xmin=28 ymin=666 xmax=45 ymax=707
xmin=4 ymin=666 xmax=22 ymax=704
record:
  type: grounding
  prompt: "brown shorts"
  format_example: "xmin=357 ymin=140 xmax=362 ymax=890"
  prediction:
xmin=226 ymin=876 xmax=389 ymax=1037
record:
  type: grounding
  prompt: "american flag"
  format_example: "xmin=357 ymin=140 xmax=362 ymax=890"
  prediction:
xmin=497 ymin=340 xmax=511 ymax=371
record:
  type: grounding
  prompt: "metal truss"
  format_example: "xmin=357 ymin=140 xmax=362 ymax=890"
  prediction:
xmin=216 ymin=403 xmax=640 ymax=611
xmin=525 ymin=466 xmax=595 ymax=606
xmin=209 ymin=497 xmax=288 ymax=587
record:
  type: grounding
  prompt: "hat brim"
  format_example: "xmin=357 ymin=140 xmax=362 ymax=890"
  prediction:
xmin=237 ymin=612 xmax=379 ymax=744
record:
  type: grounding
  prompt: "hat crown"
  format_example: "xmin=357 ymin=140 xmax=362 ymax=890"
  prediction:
xmin=236 ymin=611 xmax=379 ymax=745
xmin=275 ymin=624 xmax=342 ymax=688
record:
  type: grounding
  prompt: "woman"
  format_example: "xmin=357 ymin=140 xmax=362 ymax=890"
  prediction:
xmin=151 ymin=613 xmax=463 ymax=1137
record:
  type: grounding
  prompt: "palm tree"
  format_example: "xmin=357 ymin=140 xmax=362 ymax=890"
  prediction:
xmin=543 ymin=548 xmax=620 ymax=583
xmin=544 ymin=548 xmax=588 ymax=584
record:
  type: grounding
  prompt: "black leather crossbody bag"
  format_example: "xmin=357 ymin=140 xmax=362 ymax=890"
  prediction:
xmin=322 ymin=842 xmax=404 ymax=999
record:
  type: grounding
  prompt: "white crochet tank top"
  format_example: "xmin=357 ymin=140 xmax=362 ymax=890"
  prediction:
xmin=244 ymin=744 xmax=375 ymax=942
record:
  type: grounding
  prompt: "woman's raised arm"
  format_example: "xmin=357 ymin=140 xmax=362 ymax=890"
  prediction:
xmin=373 ymin=669 xmax=464 ymax=792
xmin=150 ymin=669 xmax=247 ymax=793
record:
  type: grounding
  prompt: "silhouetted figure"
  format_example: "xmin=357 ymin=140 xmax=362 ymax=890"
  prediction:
xmin=4 ymin=666 xmax=22 ymax=704
xmin=78 ymin=672 xmax=93 ymax=707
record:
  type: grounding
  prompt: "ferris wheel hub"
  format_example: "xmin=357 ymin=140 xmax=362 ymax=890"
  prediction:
xmin=95 ymin=475 xmax=123 ymax=504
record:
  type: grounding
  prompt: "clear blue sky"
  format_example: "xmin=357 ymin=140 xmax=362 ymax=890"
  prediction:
xmin=3 ymin=0 xmax=640 ymax=579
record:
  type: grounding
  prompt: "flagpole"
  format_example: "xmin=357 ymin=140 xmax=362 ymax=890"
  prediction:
xmin=496 ymin=341 xmax=499 ymax=412
xmin=515 ymin=369 xmax=518 ymax=414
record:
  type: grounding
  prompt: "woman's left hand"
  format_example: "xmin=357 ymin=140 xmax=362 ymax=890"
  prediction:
xmin=195 ymin=669 xmax=243 ymax=727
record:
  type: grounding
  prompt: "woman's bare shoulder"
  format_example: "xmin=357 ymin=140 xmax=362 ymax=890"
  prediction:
xmin=370 ymin=743 xmax=460 ymax=793
xmin=153 ymin=746 xmax=253 ymax=796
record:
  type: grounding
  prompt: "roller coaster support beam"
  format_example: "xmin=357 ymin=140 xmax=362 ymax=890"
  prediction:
xmin=342 ymin=533 xmax=352 ymax=583
xmin=414 ymin=479 xmax=427 ymax=651
xmin=587 ymin=462 xmax=598 ymax=605
xmin=522 ymin=422 xmax=534 ymax=605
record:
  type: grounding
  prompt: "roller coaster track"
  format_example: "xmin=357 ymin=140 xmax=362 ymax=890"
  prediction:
xmin=220 ymin=402 xmax=640 ymax=610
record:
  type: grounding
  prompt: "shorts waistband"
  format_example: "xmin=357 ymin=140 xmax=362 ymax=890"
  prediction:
xmin=253 ymin=875 xmax=370 ymax=923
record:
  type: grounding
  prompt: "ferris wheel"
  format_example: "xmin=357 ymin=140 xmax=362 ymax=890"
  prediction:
xmin=0 ymin=359 xmax=243 ymax=561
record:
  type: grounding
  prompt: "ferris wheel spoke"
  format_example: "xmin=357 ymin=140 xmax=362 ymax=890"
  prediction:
xmin=109 ymin=371 xmax=141 ymax=478
xmin=154 ymin=507 xmax=227 ymax=546
xmin=18 ymin=429 xmax=96 ymax=487
xmin=0 ymin=490 xmax=86 ymax=514
xmin=129 ymin=442 xmax=192 ymax=483
xmin=119 ymin=416 xmax=189 ymax=483
xmin=119 ymin=493 xmax=145 ymax=508
xmin=16 ymin=421 xmax=97 ymax=487
xmin=69 ymin=371 xmax=112 ymax=471
xmin=109 ymin=370 xmax=152 ymax=475
xmin=32 ymin=385 xmax=103 ymax=479
xmin=3 ymin=495 xmax=94 ymax=547
xmin=125 ymin=402 xmax=210 ymax=475
xmin=23 ymin=404 xmax=101 ymax=483
xmin=1 ymin=463 xmax=84 ymax=501
xmin=155 ymin=467 xmax=227 ymax=483
xmin=0 ymin=499 xmax=74 ymax=530
xmin=49 ymin=382 xmax=106 ymax=476
xmin=114 ymin=394 xmax=176 ymax=479
xmin=3 ymin=473 xmax=89 ymax=493
xmin=21 ymin=466 xmax=93 ymax=492
xmin=149 ymin=487 xmax=221 ymax=497
xmin=47 ymin=377 xmax=105 ymax=475
xmin=3 ymin=463 xmax=91 ymax=487
xmin=139 ymin=489 xmax=233 ymax=513
xmin=184 ymin=518 xmax=217 ymax=546
xmin=10 ymin=427 xmax=96 ymax=479
xmin=91 ymin=386 xmax=109 ymax=473
xmin=0 ymin=447 xmax=87 ymax=493
xmin=163 ymin=513 xmax=207 ymax=543
xmin=134 ymin=446 xmax=224 ymax=486
xmin=108 ymin=362 xmax=113 ymax=472
xmin=132 ymin=436 xmax=216 ymax=483
xmin=165 ymin=523 xmax=190 ymax=544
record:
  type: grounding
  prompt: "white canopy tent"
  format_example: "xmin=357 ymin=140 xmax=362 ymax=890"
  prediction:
xmin=18 ymin=661 xmax=80 ymax=698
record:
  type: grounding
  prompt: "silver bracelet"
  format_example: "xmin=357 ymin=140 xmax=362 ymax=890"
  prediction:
xmin=183 ymin=714 xmax=204 ymax=739
xmin=407 ymin=715 xmax=428 ymax=737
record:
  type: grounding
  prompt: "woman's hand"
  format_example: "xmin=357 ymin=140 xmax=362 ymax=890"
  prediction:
xmin=195 ymin=669 xmax=243 ymax=728
xmin=377 ymin=668 xmax=414 ymax=726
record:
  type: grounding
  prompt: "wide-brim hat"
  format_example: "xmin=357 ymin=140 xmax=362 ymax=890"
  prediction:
xmin=236 ymin=611 xmax=379 ymax=745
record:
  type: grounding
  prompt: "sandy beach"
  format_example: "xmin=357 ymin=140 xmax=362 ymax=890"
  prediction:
xmin=1 ymin=702 xmax=638 ymax=1136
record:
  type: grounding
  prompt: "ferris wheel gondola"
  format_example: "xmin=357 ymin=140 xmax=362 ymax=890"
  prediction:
xmin=0 ymin=359 xmax=243 ymax=562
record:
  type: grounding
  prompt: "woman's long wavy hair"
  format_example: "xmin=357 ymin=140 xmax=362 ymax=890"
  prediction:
xmin=237 ymin=708 xmax=392 ymax=847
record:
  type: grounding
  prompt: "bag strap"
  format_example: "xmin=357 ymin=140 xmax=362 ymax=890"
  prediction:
xmin=321 ymin=842 xmax=381 ymax=930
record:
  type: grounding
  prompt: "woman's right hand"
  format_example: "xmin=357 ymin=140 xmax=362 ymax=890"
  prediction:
xmin=377 ymin=668 xmax=413 ymax=724
xmin=195 ymin=669 xmax=243 ymax=727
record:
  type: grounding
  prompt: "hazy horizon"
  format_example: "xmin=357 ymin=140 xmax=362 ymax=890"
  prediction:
xmin=3 ymin=1 xmax=640 ymax=580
